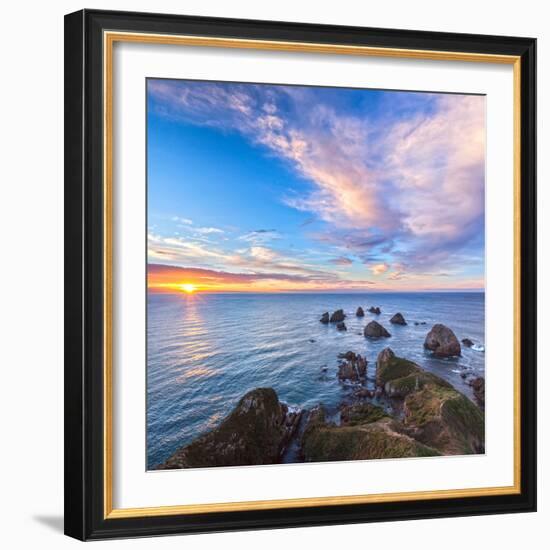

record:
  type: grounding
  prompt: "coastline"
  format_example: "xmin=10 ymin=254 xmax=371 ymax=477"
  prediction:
xmin=152 ymin=304 xmax=485 ymax=470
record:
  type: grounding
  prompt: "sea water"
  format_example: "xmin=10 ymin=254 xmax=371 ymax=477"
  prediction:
xmin=147 ymin=292 xmax=485 ymax=468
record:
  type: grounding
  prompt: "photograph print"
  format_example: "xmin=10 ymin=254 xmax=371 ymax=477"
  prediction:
xmin=146 ymin=78 xmax=486 ymax=471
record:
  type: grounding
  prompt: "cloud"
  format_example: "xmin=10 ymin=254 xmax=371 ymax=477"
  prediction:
xmin=238 ymin=229 xmax=281 ymax=244
xmin=148 ymin=263 xmax=376 ymax=292
xmin=149 ymin=80 xmax=485 ymax=284
xmin=172 ymin=216 xmax=193 ymax=225
xmin=195 ymin=226 xmax=224 ymax=235
xmin=148 ymin=233 xmax=339 ymax=282
xmin=370 ymin=263 xmax=390 ymax=275
xmin=329 ymin=256 xmax=353 ymax=266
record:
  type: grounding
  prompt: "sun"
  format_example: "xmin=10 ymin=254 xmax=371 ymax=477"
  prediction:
xmin=179 ymin=283 xmax=197 ymax=294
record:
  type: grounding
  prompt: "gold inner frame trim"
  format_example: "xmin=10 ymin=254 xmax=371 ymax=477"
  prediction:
xmin=103 ymin=30 xmax=522 ymax=520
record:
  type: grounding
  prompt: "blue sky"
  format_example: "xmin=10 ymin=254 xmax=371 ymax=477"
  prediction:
xmin=147 ymin=79 xmax=485 ymax=293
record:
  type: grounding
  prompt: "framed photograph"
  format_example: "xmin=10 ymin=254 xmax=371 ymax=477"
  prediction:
xmin=64 ymin=9 xmax=536 ymax=540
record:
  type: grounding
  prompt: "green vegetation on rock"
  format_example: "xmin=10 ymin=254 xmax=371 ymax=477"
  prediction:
xmin=340 ymin=403 xmax=388 ymax=426
xmin=376 ymin=347 xmax=485 ymax=455
xmin=403 ymin=382 xmax=484 ymax=455
xmin=302 ymin=416 xmax=439 ymax=462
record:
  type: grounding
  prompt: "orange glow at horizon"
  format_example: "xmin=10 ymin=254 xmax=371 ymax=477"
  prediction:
xmin=147 ymin=265 xmax=485 ymax=294
xmin=179 ymin=283 xmax=197 ymax=293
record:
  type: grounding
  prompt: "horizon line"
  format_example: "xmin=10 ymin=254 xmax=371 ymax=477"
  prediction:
xmin=148 ymin=288 xmax=485 ymax=295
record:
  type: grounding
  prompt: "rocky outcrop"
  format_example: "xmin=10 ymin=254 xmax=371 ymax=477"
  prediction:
xmin=375 ymin=348 xmax=484 ymax=455
xmin=336 ymin=321 xmax=347 ymax=331
xmin=364 ymin=320 xmax=391 ymax=338
xmin=368 ymin=306 xmax=381 ymax=315
xmin=330 ymin=309 xmax=346 ymax=323
xmin=468 ymin=376 xmax=485 ymax=410
xmin=338 ymin=351 xmax=356 ymax=361
xmin=320 ymin=312 xmax=329 ymax=324
xmin=356 ymin=306 xmax=365 ymax=317
xmin=403 ymin=385 xmax=484 ymax=455
xmin=424 ymin=324 xmax=461 ymax=357
xmin=157 ymin=388 xmax=301 ymax=469
xmin=337 ymin=353 xmax=367 ymax=382
xmin=461 ymin=338 xmax=474 ymax=348
xmin=340 ymin=403 xmax=388 ymax=425
xmin=301 ymin=405 xmax=439 ymax=462
xmin=390 ymin=312 xmax=407 ymax=325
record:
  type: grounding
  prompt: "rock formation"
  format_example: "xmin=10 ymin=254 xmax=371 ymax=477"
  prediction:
xmin=157 ymin=388 xmax=301 ymax=469
xmin=364 ymin=320 xmax=391 ymax=338
xmin=424 ymin=324 xmax=461 ymax=357
xmin=329 ymin=309 xmax=346 ymax=323
xmin=375 ymin=348 xmax=484 ymax=455
xmin=301 ymin=404 xmax=439 ymax=462
xmin=356 ymin=307 xmax=365 ymax=317
xmin=337 ymin=353 xmax=367 ymax=382
xmin=368 ymin=306 xmax=381 ymax=315
xmin=468 ymin=376 xmax=485 ymax=410
xmin=390 ymin=312 xmax=407 ymax=325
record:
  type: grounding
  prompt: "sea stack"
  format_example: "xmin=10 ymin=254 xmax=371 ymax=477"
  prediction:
xmin=330 ymin=309 xmax=346 ymax=323
xmin=364 ymin=320 xmax=391 ymax=338
xmin=424 ymin=324 xmax=461 ymax=357
xmin=390 ymin=312 xmax=407 ymax=325
xmin=320 ymin=312 xmax=329 ymax=324
xmin=368 ymin=306 xmax=381 ymax=315
xmin=356 ymin=306 xmax=365 ymax=317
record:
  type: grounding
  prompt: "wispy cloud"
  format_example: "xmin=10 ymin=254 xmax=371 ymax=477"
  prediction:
xmin=238 ymin=229 xmax=281 ymax=244
xmin=329 ymin=256 xmax=353 ymax=266
xmin=172 ymin=215 xmax=193 ymax=225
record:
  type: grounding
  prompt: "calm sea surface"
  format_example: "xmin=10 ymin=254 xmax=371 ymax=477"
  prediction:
xmin=147 ymin=292 xmax=485 ymax=468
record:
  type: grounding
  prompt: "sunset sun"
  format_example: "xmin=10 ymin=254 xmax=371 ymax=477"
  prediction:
xmin=179 ymin=283 xmax=197 ymax=293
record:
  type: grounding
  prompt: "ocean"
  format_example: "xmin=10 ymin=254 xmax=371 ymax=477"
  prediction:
xmin=146 ymin=292 xmax=485 ymax=469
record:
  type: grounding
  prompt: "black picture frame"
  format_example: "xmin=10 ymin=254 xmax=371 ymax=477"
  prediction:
xmin=64 ymin=8 xmax=537 ymax=541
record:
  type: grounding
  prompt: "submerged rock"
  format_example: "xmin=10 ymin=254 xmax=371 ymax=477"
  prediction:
xmin=330 ymin=309 xmax=346 ymax=323
xmin=356 ymin=306 xmax=365 ymax=317
xmin=461 ymin=338 xmax=474 ymax=348
xmin=368 ymin=306 xmax=381 ymax=315
xmin=320 ymin=312 xmax=329 ymax=324
xmin=157 ymin=388 xmax=300 ymax=469
xmin=336 ymin=321 xmax=347 ymax=331
xmin=301 ymin=405 xmax=439 ymax=462
xmin=375 ymin=348 xmax=484 ymax=455
xmin=424 ymin=324 xmax=461 ymax=357
xmin=390 ymin=312 xmax=407 ymax=325
xmin=364 ymin=320 xmax=391 ymax=338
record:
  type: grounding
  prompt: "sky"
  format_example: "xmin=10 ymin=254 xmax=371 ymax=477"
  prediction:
xmin=147 ymin=78 xmax=485 ymax=294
